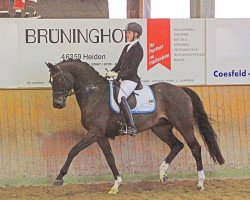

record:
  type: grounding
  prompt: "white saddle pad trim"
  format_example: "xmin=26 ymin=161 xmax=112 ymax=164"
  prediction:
xmin=109 ymin=81 xmax=156 ymax=114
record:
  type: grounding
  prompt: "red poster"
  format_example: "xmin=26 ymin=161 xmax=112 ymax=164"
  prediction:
xmin=147 ymin=19 xmax=171 ymax=70
xmin=13 ymin=0 xmax=25 ymax=10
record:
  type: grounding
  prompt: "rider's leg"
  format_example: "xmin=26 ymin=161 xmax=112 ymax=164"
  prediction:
xmin=117 ymin=80 xmax=138 ymax=103
xmin=117 ymin=80 xmax=138 ymax=136
xmin=119 ymin=96 xmax=137 ymax=135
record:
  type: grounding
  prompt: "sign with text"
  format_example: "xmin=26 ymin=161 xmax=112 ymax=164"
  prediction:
xmin=0 ymin=19 xmax=205 ymax=88
xmin=206 ymin=19 xmax=250 ymax=85
xmin=147 ymin=19 xmax=171 ymax=70
xmin=142 ymin=19 xmax=205 ymax=85
xmin=171 ymin=19 xmax=205 ymax=85
xmin=17 ymin=19 xmax=147 ymax=88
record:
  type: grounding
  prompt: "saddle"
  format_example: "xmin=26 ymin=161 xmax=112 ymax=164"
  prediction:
xmin=109 ymin=81 xmax=156 ymax=114
xmin=112 ymin=81 xmax=143 ymax=109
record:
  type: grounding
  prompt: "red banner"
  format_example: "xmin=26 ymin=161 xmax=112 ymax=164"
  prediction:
xmin=147 ymin=19 xmax=171 ymax=70
xmin=13 ymin=0 xmax=25 ymax=10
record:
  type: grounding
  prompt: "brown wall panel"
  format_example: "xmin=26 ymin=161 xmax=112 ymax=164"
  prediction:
xmin=0 ymin=86 xmax=249 ymax=180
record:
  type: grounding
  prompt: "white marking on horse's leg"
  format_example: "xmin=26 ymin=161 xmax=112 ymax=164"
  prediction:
xmin=196 ymin=170 xmax=205 ymax=190
xmin=108 ymin=176 xmax=122 ymax=194
xmin=159 ymin=161 xmax=169 ymax=184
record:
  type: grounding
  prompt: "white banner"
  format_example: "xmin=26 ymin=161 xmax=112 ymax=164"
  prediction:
xmin=143 ymin=19 xmax=205 ymax=86
xmin=206 ymin=19 xmax=250 ymax=85
xmin=16 ymin=19 xmax=148 ymax=88
xmin=0 ymin=20 xmax=18 ymax=88
xmin=0 ymin=19 xmax=205 ymax=88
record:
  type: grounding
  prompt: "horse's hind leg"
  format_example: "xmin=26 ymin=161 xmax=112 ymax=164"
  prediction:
xmin=174 ymin=123 xmax=205 ymax=190
xmin=151 ymin=119 xmax=184 ymax=184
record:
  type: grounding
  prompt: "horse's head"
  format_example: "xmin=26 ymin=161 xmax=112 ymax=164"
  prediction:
xmin=45 ymin=62 xmax=74 ymax=109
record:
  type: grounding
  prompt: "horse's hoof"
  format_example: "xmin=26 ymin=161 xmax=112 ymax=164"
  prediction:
xmin=53 ymin=179 xmax=64 ymax=186
xmin=108 ymin=187 xmax=118 ymax=195
xmin=160 ymin=175 xmax=168 ymax=184
xmin=196 ymin=185 xmax=205 ymax=191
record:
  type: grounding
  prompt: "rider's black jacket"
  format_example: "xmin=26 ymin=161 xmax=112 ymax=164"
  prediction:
xmin=111 ymin=41 xmax=143 ymax=83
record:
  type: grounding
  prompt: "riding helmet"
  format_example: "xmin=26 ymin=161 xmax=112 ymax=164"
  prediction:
xmin=125 ymin=22 xmax=142 ymax=36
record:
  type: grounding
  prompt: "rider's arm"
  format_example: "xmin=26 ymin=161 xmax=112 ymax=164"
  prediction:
xmin=111 ymin=45 xmax=128 ymax=72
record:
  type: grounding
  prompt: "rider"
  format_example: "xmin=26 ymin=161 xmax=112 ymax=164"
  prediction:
xmin=106 ymin=22 xmax=143 ymax=136
xmin=13 ymin=0 xmax=38 ymax=18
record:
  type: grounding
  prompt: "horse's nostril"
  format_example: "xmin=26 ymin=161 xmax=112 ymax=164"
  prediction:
xmin=53 ymin=100 xmax=61 ymax=107
xmin=53 ymin=98 xmax=66 ymax=109
xmin=53 ymin=102 xmax=59 ymax=108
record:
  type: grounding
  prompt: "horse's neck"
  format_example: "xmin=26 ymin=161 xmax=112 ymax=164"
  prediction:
xmin=70 ymin=65 xmax=102 ymax=90
xmin=70 ymin=66 xmax=108 ymax=113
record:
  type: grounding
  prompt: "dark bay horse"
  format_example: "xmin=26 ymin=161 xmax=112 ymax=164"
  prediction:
xmin=45 ymin=59 xmax=224 ymax=194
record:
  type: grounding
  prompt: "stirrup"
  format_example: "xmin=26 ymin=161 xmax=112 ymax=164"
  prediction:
xmin=127 ymin=126 xmax=137 ymax=136
xmin=119 ymin=123 xmax=128 ymax=135
xmin=117 ymin=120 xmax=127 ymax=134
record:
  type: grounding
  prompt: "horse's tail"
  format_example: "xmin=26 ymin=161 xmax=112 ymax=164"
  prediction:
xmin=182 ymin=87 xmax=225 ymax=165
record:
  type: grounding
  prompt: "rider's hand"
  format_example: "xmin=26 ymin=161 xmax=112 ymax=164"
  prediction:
xmin=105 ymin=71 xmax=118 ymax=78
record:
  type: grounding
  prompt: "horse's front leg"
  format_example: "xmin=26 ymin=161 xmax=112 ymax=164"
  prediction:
xmin=53 ymin=131 xmax=97 ymax=186
xmin=97 ymin=137 xmax=122 ymax=195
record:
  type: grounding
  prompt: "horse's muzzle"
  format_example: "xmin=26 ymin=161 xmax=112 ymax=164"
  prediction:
xmin=53 ymin=96 xmax=66 ymax=109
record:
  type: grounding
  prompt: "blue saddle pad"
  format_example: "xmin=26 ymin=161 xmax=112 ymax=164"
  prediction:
xmin=109 ymin=81 xmax=156 ymax=114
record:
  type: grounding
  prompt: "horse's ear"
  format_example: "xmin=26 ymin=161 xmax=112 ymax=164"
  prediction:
xmin=45 ymin=62 xmax=56 ymax=71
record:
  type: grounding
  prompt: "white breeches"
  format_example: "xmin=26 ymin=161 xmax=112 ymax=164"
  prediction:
xmin=24 ymin=0 xmax=37 ymax=2
xmin=20 ymin=0 xmax=37 ymax=2
xmin=117 ymin=80 xmax=138 ymax=104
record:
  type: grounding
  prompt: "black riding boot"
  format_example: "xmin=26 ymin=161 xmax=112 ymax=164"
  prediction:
xmin=13 ymin=11 xmax=22 ymax=18
xmin=119 ymin=96 xmax=137 ymax=136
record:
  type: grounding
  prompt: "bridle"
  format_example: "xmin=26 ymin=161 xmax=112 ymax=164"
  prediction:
xmin=50 ymin=64 xmax=104 ymax=99
xmin=50 ymin=65 xmax=77 ymax=98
